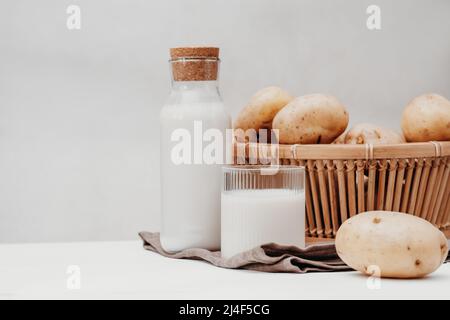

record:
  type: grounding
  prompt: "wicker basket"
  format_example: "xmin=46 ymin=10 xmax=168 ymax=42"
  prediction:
xmin=235 ymin=141 xmax=450 ymax=239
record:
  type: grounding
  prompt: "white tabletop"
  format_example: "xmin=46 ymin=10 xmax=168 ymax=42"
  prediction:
xmin=0 ymin=241 xmax=449 ymax=300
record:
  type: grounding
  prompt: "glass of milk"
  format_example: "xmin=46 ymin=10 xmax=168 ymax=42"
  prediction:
xmin=221 ymin=166 xmax=305 ymax=259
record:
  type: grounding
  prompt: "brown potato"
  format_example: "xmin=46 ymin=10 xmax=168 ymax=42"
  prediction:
xmin=333 ymin=123 xmax=405 ymax=145
xmin=336 ymin=211 xmax=448 ymax=279
xmin=272 ymin=94 xmax=349 ymax=144
xmin=234 ymin=86 xmax=293 ymax=132
xmin=402 ymin=93 xmax=450 ymax=142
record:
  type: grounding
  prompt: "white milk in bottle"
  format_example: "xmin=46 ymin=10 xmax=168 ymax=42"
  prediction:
xmin=160 ymin=47 xmax=231 ymax=252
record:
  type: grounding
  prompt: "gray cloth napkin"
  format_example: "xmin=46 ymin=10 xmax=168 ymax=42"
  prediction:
xmin=140 ymin=232 xmax=450 ymax=273
xmin=139 ymin=232 xmax=351 ymax=273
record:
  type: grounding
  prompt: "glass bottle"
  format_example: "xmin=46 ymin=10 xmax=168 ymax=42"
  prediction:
xmin=160 ymin=47 xmax=231 ymax=252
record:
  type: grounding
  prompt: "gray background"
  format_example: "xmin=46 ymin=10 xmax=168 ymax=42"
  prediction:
xmin=1 ymin=0 xmax=449 ymax=243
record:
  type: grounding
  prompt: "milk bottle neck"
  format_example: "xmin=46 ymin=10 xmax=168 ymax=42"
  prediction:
xmin=171 ymin=80 xmax=220 ymax=92
xmin=168 ymin=81 xmax=222 ymax=105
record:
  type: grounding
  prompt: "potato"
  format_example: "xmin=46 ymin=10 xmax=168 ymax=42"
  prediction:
xmin=234 ymin=86 xmax=293 ymax=133
xmin=272 ymin=94 xmax=349 ymax=144
xmin=333 ymin=123 xmax=405 ymax=145
xmin=402 ymin=93 xmax=450 ymax=142
xmin=336 ymin=211 xmax=448 ymax=279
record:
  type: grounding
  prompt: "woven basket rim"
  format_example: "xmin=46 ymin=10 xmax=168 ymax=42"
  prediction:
xmin=235 ymin=141 xmax=450 ymax=160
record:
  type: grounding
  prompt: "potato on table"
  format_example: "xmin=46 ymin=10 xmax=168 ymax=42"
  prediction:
xmin=336 ymin=211 xmax=448 ymax=279
xmin=272 ymin=94 xmax=349 ymax=144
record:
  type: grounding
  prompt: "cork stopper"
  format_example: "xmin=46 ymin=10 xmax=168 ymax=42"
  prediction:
xmin=170 ymin=47 xmax=220 ymax=81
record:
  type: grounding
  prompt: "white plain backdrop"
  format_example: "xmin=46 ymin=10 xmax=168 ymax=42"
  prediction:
xmin=1 ymin=0 xmax=449 ymax=243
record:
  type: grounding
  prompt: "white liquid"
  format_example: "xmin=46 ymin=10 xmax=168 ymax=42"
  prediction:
xmin=160 ymin=84 xmax=230 ymax=252
xmin=221 ymin=189 xmax=305 ymax=259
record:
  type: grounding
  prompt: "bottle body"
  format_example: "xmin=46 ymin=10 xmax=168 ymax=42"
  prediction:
xmin=160 ymin=81 xmax=230 ymax=252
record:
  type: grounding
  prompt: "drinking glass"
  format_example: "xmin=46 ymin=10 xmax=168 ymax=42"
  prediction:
xmin=221 ymin=166 xmax=305 ymax=259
